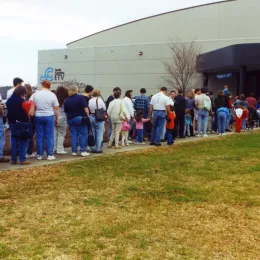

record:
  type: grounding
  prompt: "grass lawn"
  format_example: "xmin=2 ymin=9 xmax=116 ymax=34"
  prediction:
xmin=0 ymin=132 xmax=260 ymax=259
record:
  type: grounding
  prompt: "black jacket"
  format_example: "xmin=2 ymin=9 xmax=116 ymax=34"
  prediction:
xmin=174 ymin=95 xmax=186 ymax=114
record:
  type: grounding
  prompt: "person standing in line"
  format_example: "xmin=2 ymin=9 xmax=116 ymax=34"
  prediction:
xmin=216 ymin=106 xmax=229 ymax=136
xmin=64 ymin=85 xmax=90 ymax=157
xmin=24 ymin=84 xmax=36 ymax=158
xmin=6 ymin=86 xmax=32 ymax=165
xmin=223 ymin=85 xmax=229 ymax=96
xmin=225 ymin=92 xmax=233 ymax=132
xmin=241 ymin=106 xmax=249 ymax=132
xmin=88 ymin=89 xmax=106 ymax=153
xmin=194 ymin=88 xmax=201 ymax=134
xmin=246 ymin=93 xmax=257 ymax=109
xmin=134 ymin=88 xmax=150 ymax=138
xmin=195 ymin=87 xmax=212 ymax=137
xmin=174 ymin=90 xmax=186 ymax=138
xmin=6 ymin=78 xmax=24 ymax=100
xmin=184 ymin=109 xmax=192 ymax=137
xmin=54 ymin=86 xmax=69 ymax=155
xmin=107 ymin=90 xmax=130 ymax=149
xmin=30 ymin=80 xmax=59 ymax=160
xmin=186 ymin=91 xmax=196 ymax=136
xmin=166 ymin=105 xmax=176 ymax=145
xmin=149 ymin=86 xmax=171 ymax=146
xmin=106 ymin=87 xmax=121 ymax=141
xmin=83 ymin=85 xmax=94 ymax=107
xmin=0 ymin=99 xmax=9 ymax=163
xmin=133 ymin=111 xmax=150 ymax=144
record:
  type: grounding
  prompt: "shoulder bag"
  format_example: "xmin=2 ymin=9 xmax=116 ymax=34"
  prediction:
xmin=95 ymin=98 xmax=106 ymax=122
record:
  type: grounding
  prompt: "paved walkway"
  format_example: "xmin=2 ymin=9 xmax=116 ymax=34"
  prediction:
xmin=0 ymin=131 xmax=250 ymax=172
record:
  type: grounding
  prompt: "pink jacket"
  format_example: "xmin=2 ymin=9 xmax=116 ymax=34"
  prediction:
xmin=134 ymin=118 xmax=149 ymax=130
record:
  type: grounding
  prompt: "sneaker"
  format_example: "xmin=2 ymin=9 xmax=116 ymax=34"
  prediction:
xmin=155 ymin=143 xmax=162 ymax=147
xmin=196 ymin=134 xmax=202 ymax=137
xmin=57 ymin=150 xmax=67 ymax=155
xmin=37 ymin=155 xmax=42 ymax=160
xmin=222 ymin=133 xmax=227 ymax=136
xmin=219 ymin=133 xmax=222 ymax=136
xmin=26 ymin=153 xmax=36 ymax=159
xmin=72 ymin=153 xmax=77 ymax=156
xmin=47 ymin=155 xmax=56 ymax=161
xmin=115 ymin=146 xmax=122 ymax=149
xmin=140 ymin=142 xmax=146 ymax=145
xmin=203 ymin=134 xmax=208 ymax=138
xmin=128 ymin=140 xmax=133 ymax=144
xmin=126 ymin=143 xmax=130 ymax=146
xmin=81 ymin=152 xmax=90 ymax=157
xmin=150 ymin=143 xmax=156 ymax=146
xmin=10 ymin=161 xmax=17 ymax=165
xmin=134 ymin=142 xmax=139 ymax=145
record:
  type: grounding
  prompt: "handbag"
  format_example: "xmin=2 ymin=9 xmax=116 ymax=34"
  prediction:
xmin=11 ymin=121 xmax=35 ymax=139
xmin=87 ymin=124 xmax=95 ymax=147
xmin=95 ymin=98 xmax=106 ymax=122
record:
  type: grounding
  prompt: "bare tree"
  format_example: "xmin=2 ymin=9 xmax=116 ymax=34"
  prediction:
xmin=61 ymin=79 xmax=86 ymax=93
xmin=162 ymin=39 xmax=201 ymax=94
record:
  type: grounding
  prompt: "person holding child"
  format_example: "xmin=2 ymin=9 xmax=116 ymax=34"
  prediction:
xmin=134 ymin=111 xmax=150 ymax=144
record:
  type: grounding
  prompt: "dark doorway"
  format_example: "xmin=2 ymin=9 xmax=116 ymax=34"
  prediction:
xmin=247 ymin=71 xmax=260 ymax=98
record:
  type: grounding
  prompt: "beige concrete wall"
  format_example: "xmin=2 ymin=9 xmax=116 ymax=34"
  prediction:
xmin=38 ymin=0 xmax=260 ymax=98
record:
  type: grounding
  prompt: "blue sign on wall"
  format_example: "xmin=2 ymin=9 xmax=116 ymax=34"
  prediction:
xmin=40 ymin=67 xmax=54 ymax=81
xmin=216 ymin=73 xmax=232 ymax=80
xmin=40 ymin=67 xmax=65 ymax=82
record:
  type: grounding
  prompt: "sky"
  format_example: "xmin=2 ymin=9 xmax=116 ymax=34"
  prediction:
xmin=0 ymin=0 xmax=222 ymax=86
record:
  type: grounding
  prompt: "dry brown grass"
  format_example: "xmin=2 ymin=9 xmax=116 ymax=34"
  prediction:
xmin=0 ymin=133 xmax=260 ymax=259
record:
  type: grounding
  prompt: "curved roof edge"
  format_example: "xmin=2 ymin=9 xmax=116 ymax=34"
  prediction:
xmin=67 ymin=0 xmax=236 ymax=46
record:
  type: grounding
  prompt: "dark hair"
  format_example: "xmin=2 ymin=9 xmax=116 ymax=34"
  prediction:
xmin=135 ymin=111 xmax=144 ymax=122
xmin=227 ymin=92 xmax=232 ymax=99
xmin=169 ymin=105 xmax=175 ymax=112
xmin=185 ymin=109 xmax=191 ymax=115
xmin=56 ymin=86 xmax=68 ymax=107
xmin=14 ymin=86 xmax=27 ymax=96
xmin=195 ymin=88 xmax=201 ymax=94
xmin=24 ymin=84 xmax=33 ymax=99
xmin=178 ymin=89 xmax=183 ymax=95
xmin=85 ymin=85 xmax=94 ymax=94
xmin=240 ymin=94 xmax=246 ymax=100
xmin=140 ymin=88 xmax=146 ymax=94
xmin=13 ymin=77 xmax=23 ymax=87
xmin=113 ymin=87 xmax=121 ymax=92
xmin=114 ymin=90 xmax=121 ymax=99
xmin=201 ymin=87 xmax=207 ymax=94
xmin=249 ymin=92 xmax=255 ymax=98
xmin=160 ymin=86 xmax=167 ymax=92
xmin=218 ymin=90 xmax=224 ymax=97
xmin=170 ymin=90 xmax=176 ymax=95
xmin=124 ymin=90 xmax=133 ymax=99
xmin=209 ymin=91 xmax=213 ymax=95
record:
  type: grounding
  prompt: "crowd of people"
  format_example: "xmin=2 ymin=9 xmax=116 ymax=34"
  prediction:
xmin=0 ymin=78 xmax=259 ymax=165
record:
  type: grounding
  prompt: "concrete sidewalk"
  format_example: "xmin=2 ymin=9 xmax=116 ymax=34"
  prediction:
xmin=0 ymin=131 xmax=250 ymax=172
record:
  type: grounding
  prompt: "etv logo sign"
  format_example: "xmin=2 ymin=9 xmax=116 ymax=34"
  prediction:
xmin=40 ymin=67 xmax=65 ymax=82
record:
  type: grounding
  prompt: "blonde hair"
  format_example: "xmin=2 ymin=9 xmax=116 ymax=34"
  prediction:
xmin=68 ymin=85 xmax=78 ymax=96
xmin=92 ymin=89 xmax=101 ymax=97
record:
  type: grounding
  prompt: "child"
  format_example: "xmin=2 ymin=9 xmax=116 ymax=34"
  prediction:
xmin=242 ymin=106 xmax=249 ymax=131
xmin=166 ymin=105 xmax=176 ymax=145
xmin=184 ymin=109 xmax=192 ymax=137
xmin=235 ymin=107 xmax=243 ymax=133
xmin=121 ymin=120 xmax=131 ymax=146
xmin=134 ymin=111 xmax=150 ymax=144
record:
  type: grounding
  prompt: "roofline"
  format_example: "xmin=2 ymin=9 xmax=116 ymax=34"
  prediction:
xmin=67 ymin=0 xmax=236 ymax=46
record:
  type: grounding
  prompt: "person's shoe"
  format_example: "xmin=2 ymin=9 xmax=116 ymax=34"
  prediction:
xmin=115 ymin=146 xmax=122 ymax=149
xmin=155 ymin=143 xmax=162 ymax=146
xmin=57 ymin=150 xmax=67 ymax=155
xmin=203 ymin=134 xmax=208 ymax=138
xmin=0 ymin=157 xmax=10 ymax=163
xmin=179 ymin=136 xmax=186 ymax=139
xmin=219 ymin=133 xmax=222 ymax=136
xmin=196 ymin=134 xmax=202 ymax=137
xmin=140 ymin=142 xmax=146 ymax=145
xmin=72 ymin=153 xmax=77 ymax=156
xmin=160 ymin=139 xmax=167 ymax=142
xmin=126 ymin=143 xmax=130 ymax=146
xmin=128 ymin=140 xmax=133 ymax=144
xmin=10 ymin=161 xmax=17 ymax=165
xmin=47 ymin=155 xmax=56 ymax=161
xmin=81 ymin=152 xmax=90 ymax=157
xmin=20 ymin=161 xmax=31 ymax=165
xmin=187 ymin=135 xmax=191 ymax=137
xmin=26 ymin=153 xmax=36 ymax=159
xmin=222 ymin=133 xmax=227 ymax=136
xmin=225 ymin=129 xmax=231 ymax=132
xmin=107 ymin=145 xmax=112 ymax=148
xmin=95 ymin=151 xmax=103 ymax=154
xmin=150 ymin=143 xmax=155 ymax=146
xmin=134 ymin=142 xmax=139 ymax=145
xmin=37 ymin=155 xmax=42 ymax=160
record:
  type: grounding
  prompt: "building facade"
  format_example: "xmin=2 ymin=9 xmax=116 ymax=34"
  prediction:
xmin=38 ymin=0 xmax=260 ymax=98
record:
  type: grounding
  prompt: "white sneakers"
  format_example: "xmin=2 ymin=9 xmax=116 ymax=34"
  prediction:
xmin=26 ymin=153 xmax=36 ymax=159
xmin=57 ymin=150 xmax=67 ymax=155
xmin=37 ymin=155 xmax=42 ymax=160
xmin=81 ymin=152 xmax=90 ymax=157
xmin=47 ymin=156 xmax=56 ymax=161
xmin=72 ymin=153 xmax=77 ymax=156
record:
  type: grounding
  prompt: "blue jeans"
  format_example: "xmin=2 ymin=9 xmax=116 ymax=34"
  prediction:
xmin=217 ymin=111 xmax=227 ymax=134
xmin=108 ymin=119 xmax=112 ymax=140
xmin=9 ymin=124 xmax=29 ymax=163
xmin=242 ymin=118 xmax=247 ymax=130
xmin=68 ymin=116 xmax=88 ymax=153
xmin=90 ymin=115 xmax=104 ymax=152
xmin=34 ymin=116 xmax=55 ymax=156
xmin=150 ymin=111 xmax=166 ymax=144
xmin=225 ymin=109 xmax=231 ymax=129
xmin=0 ymin=117 xmax=5 ymax=158
xmin=135 ymin=129 xmax=144 ymax=143
xmin=166 ymin=128 xmax=174 ymax=145
xmin=197 ymin=109 xmax=209 ymax=135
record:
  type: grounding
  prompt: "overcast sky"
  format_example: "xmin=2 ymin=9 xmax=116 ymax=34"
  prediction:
xmin=0 ymin=0 xmax=222 ymax=86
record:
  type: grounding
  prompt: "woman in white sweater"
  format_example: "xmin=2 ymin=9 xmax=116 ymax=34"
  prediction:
xmin=123 ymin=90 xmax=135 ymax=118
xmin=107 ymin=90 xmax=130 ymax=149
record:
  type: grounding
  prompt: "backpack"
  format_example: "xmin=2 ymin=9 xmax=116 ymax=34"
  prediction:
xmin=203 ymin=97 xmax=211 ymax=111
